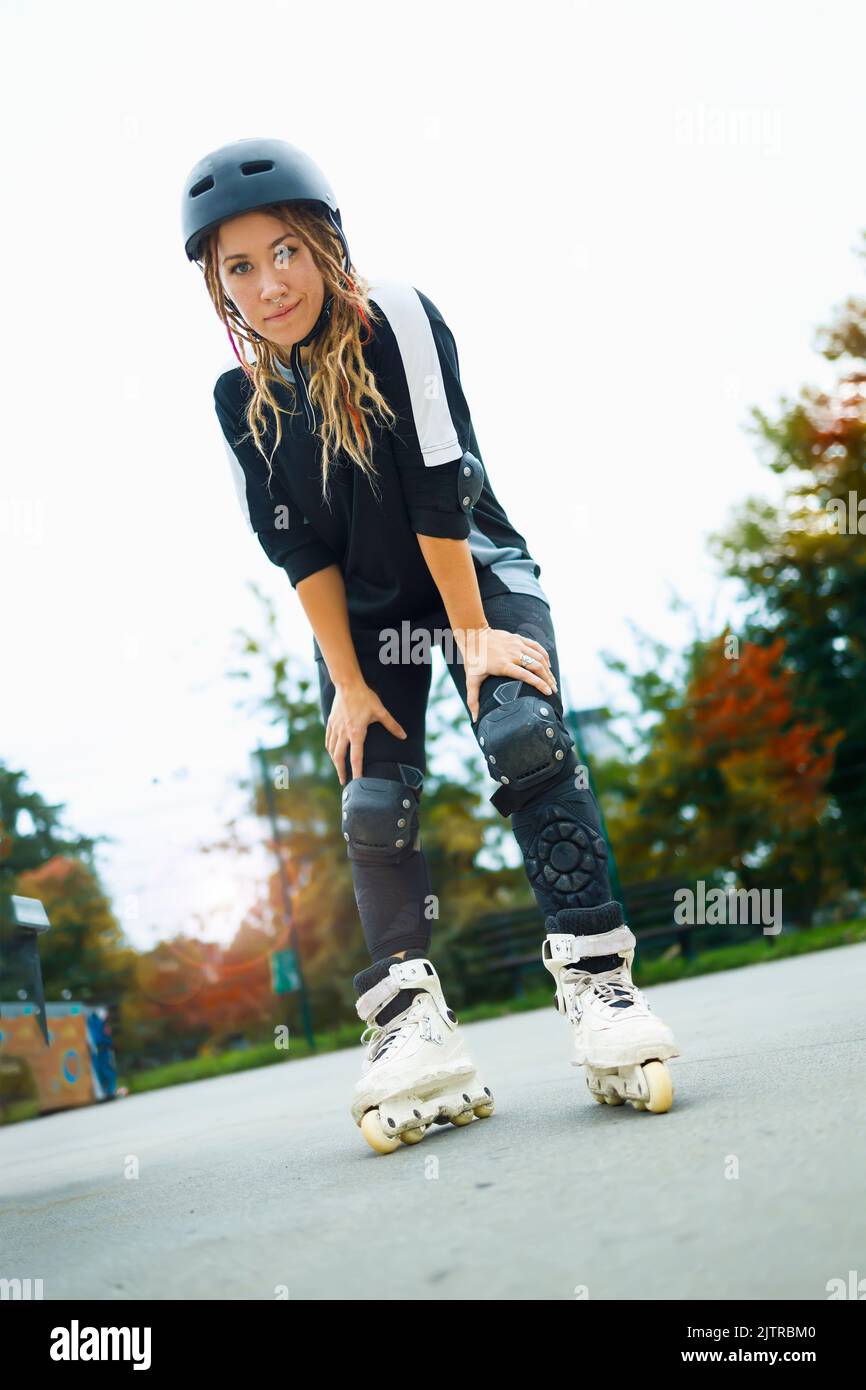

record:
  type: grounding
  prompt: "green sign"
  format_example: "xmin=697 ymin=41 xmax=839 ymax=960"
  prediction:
xmin=270 ymin=949 xmax=300 ymax=996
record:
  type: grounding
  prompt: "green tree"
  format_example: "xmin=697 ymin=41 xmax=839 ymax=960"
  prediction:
xmin=0 ymin=760 xmax=105 ymax=887
xmin=710 ymin=234 xmax=866 ymax=890
xmin=601 ymin=628 xmax=841 ymax=926
xmin=0 ymin=762 xmax=136 ymax=1005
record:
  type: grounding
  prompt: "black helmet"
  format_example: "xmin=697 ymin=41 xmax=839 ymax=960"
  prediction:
xmin=182 ymin=137 xmax=351 ymax=432
xmin=180 ymin=136 xmax=349 ymax=267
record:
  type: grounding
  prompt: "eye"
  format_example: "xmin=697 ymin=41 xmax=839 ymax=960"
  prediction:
xmin=229 ymin=244 xmax=296 ymax=276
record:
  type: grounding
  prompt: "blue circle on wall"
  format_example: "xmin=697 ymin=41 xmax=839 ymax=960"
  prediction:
xmin=62 ymin=1049 xmax=80 ymax=1084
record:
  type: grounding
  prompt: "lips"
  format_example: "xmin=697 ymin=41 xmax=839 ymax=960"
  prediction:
xmin=266 ymin=301 xmax=300 ymax=321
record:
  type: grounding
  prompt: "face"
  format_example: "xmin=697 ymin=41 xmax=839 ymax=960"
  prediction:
xmin=216 ymin=209 xmax=325 ymax=354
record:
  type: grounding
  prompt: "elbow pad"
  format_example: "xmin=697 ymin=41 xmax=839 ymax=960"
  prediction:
xmin=457 ymin=451 xmax=485 ymax=513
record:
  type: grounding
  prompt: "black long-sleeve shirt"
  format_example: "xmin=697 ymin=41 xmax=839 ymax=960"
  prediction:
xmin=213 ymin=280 xmax=548 ymax=659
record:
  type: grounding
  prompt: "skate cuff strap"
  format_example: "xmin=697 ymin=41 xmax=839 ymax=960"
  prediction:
xmin=547 ymin=924 xmax=636 ymax=959
xmin=355 ymin=976 xmax=395 ymax=1020
xmin=355 ymin=959 xmax=428 ymax=1021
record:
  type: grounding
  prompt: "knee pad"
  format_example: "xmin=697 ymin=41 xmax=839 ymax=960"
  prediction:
xmin=477 ymin=680 xmax=576 ymax=806
xmin=341 ymin=762 xmax=423 ymax=866
xmin=511 ymin=782 xmax=612 ymax=916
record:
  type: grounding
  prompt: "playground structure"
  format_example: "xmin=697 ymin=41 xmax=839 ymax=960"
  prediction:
xmin=0 ymin=894 xmax=118 ymax=1116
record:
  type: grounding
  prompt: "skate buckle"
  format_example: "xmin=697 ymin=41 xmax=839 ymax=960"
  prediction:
xmin=544 ymin=932 xmax=579 ymax=963
xmin=419 ymin=1014 xmax=444 ymax=1045
xmin=394 ymin=959 xmax=428 ymax=986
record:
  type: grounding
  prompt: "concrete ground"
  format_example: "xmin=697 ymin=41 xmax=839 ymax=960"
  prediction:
xmin=2 ymin=943 xmax=864 ymax=1300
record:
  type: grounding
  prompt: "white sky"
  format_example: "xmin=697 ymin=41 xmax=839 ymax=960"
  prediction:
xmin=2 ymin=0 xmax=863 ymax=950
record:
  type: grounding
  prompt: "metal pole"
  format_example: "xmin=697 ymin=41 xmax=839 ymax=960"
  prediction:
xmin=256 ymin=746 xmax=315 ymax=1052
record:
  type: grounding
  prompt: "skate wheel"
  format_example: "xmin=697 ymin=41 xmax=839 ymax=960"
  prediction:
xmin=586 ymin=1075 xmax=623 ymax=1105
xmin=400 ymin=1126 xmax=427 ymax=1144
xmin=642 ymin=1060 xmax=673 ymax=1114
xmin=360 ymin=1109 xmax=401 ymax=1154
xmin=450 ymin=1111 xmax=474 ymax=1126
xmin=473 ymin=1102 xmax=495 ymax=1118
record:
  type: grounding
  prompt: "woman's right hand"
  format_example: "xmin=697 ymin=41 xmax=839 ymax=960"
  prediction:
xmin=325 ymin=679 xmax=408 ymax=785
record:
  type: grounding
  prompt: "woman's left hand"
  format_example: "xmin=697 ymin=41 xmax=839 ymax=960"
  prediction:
xmin=459 ymin=626 xmax=558 ymax=724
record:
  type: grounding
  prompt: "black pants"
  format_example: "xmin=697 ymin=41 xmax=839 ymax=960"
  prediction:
xmin=316 ymin=592 xmax=617 ymax=963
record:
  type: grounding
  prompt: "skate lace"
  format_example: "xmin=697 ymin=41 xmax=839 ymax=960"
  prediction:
xmin=359 ymin=995 xmax=427 ymax=1061
xmin=590 ymin=967 xmax=640 ymax=1009
xmin=565 ymin=963 xmax=639 ymax=1008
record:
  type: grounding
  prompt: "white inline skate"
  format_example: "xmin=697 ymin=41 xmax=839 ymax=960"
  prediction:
xmin=542 ymin=924 xmax=680 ymax=1113
xmin=352 ymin=951 xmax=494 ymax=1154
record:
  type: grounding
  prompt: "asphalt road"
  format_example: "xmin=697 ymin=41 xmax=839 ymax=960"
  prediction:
xmin=2 ymin=944 xmax=865 ymax=1300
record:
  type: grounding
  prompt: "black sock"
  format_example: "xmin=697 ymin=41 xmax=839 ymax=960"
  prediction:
xmin=569 ymin=954 xmax=621 ymax=975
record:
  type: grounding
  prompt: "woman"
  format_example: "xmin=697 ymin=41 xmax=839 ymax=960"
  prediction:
xmin=181 ymin=138 xmax=679 ymax=1154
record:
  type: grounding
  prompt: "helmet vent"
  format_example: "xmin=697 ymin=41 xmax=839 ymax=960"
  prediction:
xmin=189 ymin=176 xmax=214 ymax=199
xmin=240 ymin=160 xmax=275 ymax=177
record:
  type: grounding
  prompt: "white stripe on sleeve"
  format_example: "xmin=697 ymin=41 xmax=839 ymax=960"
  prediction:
xmin=368 ymin=280 xmax=463 ymax=467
